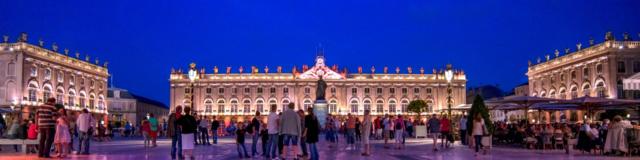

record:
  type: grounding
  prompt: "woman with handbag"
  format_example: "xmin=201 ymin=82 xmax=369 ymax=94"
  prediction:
xmin=470 ymin=114 xmax=487 ymax=156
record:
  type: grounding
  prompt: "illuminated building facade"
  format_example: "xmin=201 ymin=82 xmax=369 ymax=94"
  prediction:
xmin=169 ymin=49 xmax=466 ymax=119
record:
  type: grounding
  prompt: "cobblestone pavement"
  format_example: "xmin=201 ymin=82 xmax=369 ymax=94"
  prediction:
xmin=0 ymin=137 xmax=636 ymax=160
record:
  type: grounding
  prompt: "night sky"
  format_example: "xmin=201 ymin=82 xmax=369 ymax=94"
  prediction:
xmin=2 ymin=0 xmax=639 ymax=106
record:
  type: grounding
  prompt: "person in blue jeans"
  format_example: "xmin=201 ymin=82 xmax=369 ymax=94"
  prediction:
xmin=168 ymin=106 xmax=183 ymax=159
xmin=210 ymin=116 xmax=220 ymax=144
xmin=236 ymin=122 xmax=250 ymax=158
xmin=250 ymin=112 xmax=261 ymax=156
xmin=304 ymin=107 xmax=321 ymax=160
xmin=265 ymin=104 xmax=280 ymax=159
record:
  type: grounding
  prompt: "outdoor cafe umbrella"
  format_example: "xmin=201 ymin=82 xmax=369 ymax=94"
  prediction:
xmin=560 ymin=96 xmax=640 ymax=120
xmin=486 ymin=96 xmax=563 ymax=123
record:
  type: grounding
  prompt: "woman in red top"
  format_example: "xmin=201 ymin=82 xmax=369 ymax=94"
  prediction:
xmin=141 ymin=118 xmax=151 ymax=148
xmin=27 ymin=120 xmax=38 ymax=153
xmin=440 ymin=115 xmax=451 ymax=148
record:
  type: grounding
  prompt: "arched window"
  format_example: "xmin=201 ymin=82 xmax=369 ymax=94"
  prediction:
xmin=281 ymin=99 xmax=290 ymax=111
xmin=28 ymin=82 xmax=38 ymax=102
xmin=243 ymin=99 xmax=251 ymax=113
xmin=56 ymin=87 xmax=64 ymax=105
xmin=596 ymin=82 xmax=606 ymax=98
xmin=89 ymin=93 xmax=95 ymax=109
xmin=303 ymin=99 xmax=312 ymax=111
xmin=68 ymin=89 xmax=76 ymax=106
xmin=329 ymin=100 xmax=337 ymax=113
xmin=350 ymin=99 xmax=359 ymax=113
xmin=388 ymin=100 xmax=397 ymax=113
xmin=269 ymin=99 xmax=277 ymax=111
xmin=548 ymin=90 xmax=556 ymax=98
xmin=43 ymin=84 xmax=52 ymax=101
xmin=79 ymin=91 xmax=86 ymax=108
xmin=582 ymin=84 xmax=591 ymax=96
xmin=401 ymin=99 xmax=409 ymax=113
xmin=363 ymin=99 xmax=371 ymax=112
xmin=570 ymin=86 xmax=578 ymax=99
xmin=230 ymin=100 xmax=238 ymax=113
xmin=204 ymin=99 xmax=213 ymax=113
xmin=376 ymin=100 xmax=384 ymax=113
xmin=256 ymin=99 xmax=264 ymax=112
xmin=217 ymin=99 xmax=225 ymax=113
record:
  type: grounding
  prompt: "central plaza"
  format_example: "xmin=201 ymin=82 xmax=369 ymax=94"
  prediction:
xmin=0 ymin=137 xmax=634 ymax=160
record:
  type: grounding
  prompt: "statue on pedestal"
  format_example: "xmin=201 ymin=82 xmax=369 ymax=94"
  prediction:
xmin=316 ymin=76 xmax=327 ymax=101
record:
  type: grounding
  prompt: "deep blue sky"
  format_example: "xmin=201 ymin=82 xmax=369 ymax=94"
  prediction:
xmin=2 ymin=0 xmax=639 ymax=105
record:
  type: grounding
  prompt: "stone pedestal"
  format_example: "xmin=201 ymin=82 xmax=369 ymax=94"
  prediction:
xmin=314 ymin=100 xmax=328 ymax=127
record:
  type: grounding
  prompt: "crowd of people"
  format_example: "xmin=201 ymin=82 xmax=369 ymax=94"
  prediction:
xmin=491 ymin=115 xmax=640 ymax=156
xmin=0 ymin=98 xmax=98 ymax=158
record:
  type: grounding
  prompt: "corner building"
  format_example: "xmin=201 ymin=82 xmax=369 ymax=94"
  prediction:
xmin=169 ymin=50 xmax=466 ymax=121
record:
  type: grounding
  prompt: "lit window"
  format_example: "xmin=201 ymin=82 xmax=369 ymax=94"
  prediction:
xmin=44 ymin=69 xmax=51 ymax=80
xmin=30 ymin=67 xmax=37 ymax=77
xmin=57 ymin=72 xmax=64 ymax=83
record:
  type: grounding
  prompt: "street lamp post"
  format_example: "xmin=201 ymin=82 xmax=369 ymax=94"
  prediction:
xmin=188 ymin=63 xmax=198 ymax=115
xmin=444 ymin=64 xmax=453 ymax=117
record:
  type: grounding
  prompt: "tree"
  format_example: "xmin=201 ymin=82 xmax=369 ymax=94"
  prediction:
xmin=599 ymin=109 xmax=628 ymax=121
xmin=466 ymin=95 xmax=494 ymax=135
xmin=407 ymin=100 xmax=428 ymax=118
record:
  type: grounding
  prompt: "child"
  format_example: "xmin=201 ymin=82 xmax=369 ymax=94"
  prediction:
xmin=141 ymin=117 xmax=151 ymax=148
xmin=236 ymin=122 xmax=249 ymax=158
xmin=53 ymin=108 xmax=71 ymax=158
xmin=27 ymin=120 xmax=38 ymax=154
xmin=260 ymin=123 xmax=269 ymax=157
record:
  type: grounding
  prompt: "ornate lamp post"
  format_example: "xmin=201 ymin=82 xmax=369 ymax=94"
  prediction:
xmin=444 ymin=64 xmax=453 ymax=117
xmin=188 ymin=63 xmax=198 ymax=115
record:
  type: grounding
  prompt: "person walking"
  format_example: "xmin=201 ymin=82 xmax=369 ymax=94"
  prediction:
xmin=198 ymin=116 xmax=210 ymax=145
xmin=279 ymin=103 xmax=302 ymax=159
xmin=149 ymin=113 xmax=160 ymax=147
xmin=427 ymin=114 xmax=441 ymax=152
xmin=470 ymin=114 xmax=487 ymax=156
xmin=394 ymin=114 xmax=405 ymax=149
xmin=355 ymin=119 xmax=362 ymax=142
xmin=325 ymin=115 xmax=336 ymax=148
xmin=76 ymin=108 xmax=95 ymax=155
xmin=142 ymin=117 xmax=152 ymax=148
xmin=53 ymin=108 xmax=71 ymax=158
xmin=250 ymin=111 xmax=261 ymax=157
xmin=265 ymin=104 xmax=279 ymax=159
xmin=260 ymin=123 xmax=269 ymax=157
xmin=297 ymin=109 xmax=308 ymax=158
xmin=304 ymin=107 xmax=321 ymax=160
xmin=211 ymin=116 xmax=220 ymax=144
xmin=440 ymin=115 xmax=451 ymax=148
xmin=177 ymin=107 xmax=197 ymax=160
xmin=36 ymin=98 xmax=57 ymax=158
xmin=361 ymin=110 xmax=372 ymax=156
xmin=168 ymin=106 xmax=183 ymax=160
xmin=382 ymin=114 xmax=392 ymax=149
xmin=345 ymin=113 xmax=357 ymax=150
xmin=459 ymin=115 xmax=468 ymax=145
xmin=236 ymin=122 xmax=250 ymax=158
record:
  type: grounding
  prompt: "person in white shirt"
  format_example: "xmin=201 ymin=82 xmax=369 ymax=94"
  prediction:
xmin=198 ymin=117 xmax=211 ymax=145
xmin=76 ymin=109 xmax=95 ymax=155
xmin=265 ymin=104 xmax=279 ymax=159
xmin=459 ymin=115 xmax=468 ymax=145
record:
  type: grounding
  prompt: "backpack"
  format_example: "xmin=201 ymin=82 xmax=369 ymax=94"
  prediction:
xmin=246 ymin=123 xmax=254 ymax=134
xmin=395 ymin=120 xmax=403 ymax=130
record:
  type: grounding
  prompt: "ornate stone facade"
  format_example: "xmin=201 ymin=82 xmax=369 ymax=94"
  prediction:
xmin=0 ymin=33 xmax=110 ymax=117
xmin=169 ymin=50 xmax=466 ymax=119
xmin=526 ymin=32 xmax=640 ymax=122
